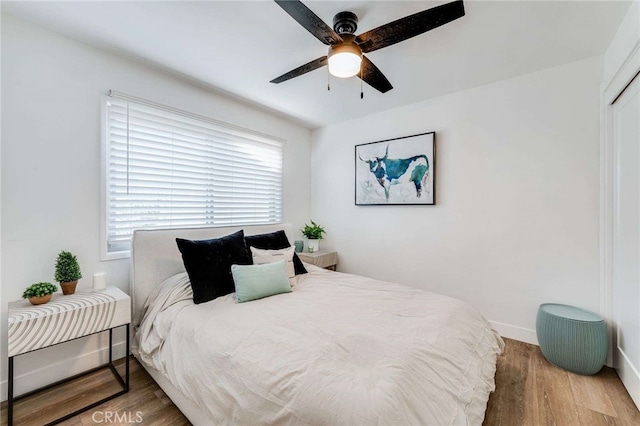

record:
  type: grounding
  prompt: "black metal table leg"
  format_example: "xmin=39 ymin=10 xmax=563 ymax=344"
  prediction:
xmin=109 ymin=327 xmax=113 ymax=364
xmin=125 ymin=324 xmax=130 ymax=392
xmin=8 ymin=356 xmax=14 ymax=426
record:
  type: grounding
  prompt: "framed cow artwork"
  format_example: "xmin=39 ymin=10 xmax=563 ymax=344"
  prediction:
xmin=355 ymin=132 xmax=435 ymax=205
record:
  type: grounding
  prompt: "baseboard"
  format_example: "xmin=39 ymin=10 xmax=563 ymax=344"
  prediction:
xmin=489 ymin=320 xmax=538 ymax=346
xmin=0 ymin=339 xmax=127 ymax=402
xmin=617 ymin=348 xmax=640 ymax=409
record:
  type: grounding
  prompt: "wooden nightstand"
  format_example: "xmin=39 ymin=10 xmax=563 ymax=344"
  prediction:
xmin=7 ymin=286 xmax=131 ymax=426
xmin=297 ymin=250 xmax=338 ymax=270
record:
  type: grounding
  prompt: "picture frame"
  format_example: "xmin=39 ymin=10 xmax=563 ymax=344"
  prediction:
xmin=355 ymin=132 xmax=435 ymax=205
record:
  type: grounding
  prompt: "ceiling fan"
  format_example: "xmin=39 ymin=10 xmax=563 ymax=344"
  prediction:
xmin=270 ymin=0 xmax=465 ymax=95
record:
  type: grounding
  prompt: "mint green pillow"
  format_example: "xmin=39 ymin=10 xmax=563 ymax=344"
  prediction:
xmin=231 ymin=260 xmax=291 ymax=303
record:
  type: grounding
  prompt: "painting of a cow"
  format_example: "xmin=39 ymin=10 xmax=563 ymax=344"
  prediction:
xmin=355 ymin=132 xmax=435 ymax=205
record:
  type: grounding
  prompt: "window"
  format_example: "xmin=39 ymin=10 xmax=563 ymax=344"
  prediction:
xmin=102 ymin=92 xmax=283 ymax=259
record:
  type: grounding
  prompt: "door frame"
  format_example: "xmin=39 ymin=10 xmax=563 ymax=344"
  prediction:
xmin=600 ymin=34 xmax=640 ymax=403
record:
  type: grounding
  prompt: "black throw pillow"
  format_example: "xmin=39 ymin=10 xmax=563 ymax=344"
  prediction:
xmin=245 ymin=230 xmax=308 ymax=275
xmin=176 ymin=230 xmax=252 ymax=304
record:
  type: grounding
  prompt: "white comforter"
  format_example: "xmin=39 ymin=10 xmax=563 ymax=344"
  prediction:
xmin=136 ymin=266 xmax=503 ymax=425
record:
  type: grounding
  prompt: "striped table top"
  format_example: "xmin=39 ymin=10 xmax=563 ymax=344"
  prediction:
xmin=8 ymin=286 xmax=130 ymax=357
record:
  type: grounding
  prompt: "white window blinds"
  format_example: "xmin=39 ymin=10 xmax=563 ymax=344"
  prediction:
xmin=104 ymin=94 xmax=283 ymax=256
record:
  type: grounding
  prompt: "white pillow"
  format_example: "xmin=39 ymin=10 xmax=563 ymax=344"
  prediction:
xmin=250 ymin=246 xmax=295 ymax=279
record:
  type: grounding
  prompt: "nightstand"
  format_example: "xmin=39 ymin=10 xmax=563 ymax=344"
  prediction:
xmin=7 ymin=286 xmax=131 ymax=426
xmin=297 ymin=250 xmax=338 ymax=270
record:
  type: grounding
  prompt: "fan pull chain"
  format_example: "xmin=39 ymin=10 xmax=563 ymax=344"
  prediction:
xmin=327 ymin=67 xmax=330 ymax=91
xmin=360 ymin=62 xmax=364 ymax=99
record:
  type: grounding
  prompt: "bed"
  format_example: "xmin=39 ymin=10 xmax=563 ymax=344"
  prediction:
xmin=131 ymin=224 xmax=504 ymax=425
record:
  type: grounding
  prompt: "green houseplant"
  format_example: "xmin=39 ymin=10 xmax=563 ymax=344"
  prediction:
xmin=23 ymin=282 xmax=58 ymax=305
xmin=55 ymin=251 xmax=82 ymax=295
xmin=301 ymin=220 xmax=326 ymax=253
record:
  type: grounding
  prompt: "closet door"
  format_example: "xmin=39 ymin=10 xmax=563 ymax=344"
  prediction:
xmin=612 ymin=72 xmax=640 ymax=408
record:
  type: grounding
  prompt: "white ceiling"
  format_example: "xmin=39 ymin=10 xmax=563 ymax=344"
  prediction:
xmin=3 ymin=1 xmax=631 ymax=128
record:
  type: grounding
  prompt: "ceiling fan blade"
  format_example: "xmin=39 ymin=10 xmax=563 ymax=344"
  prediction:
xmin=358 ymin=56 xmax=393 ymax=93
xmin=356 ymin=0 xmax=465 ymax=53
xmin=270 ymin=56 xmax=328 ymax=84
xmin=274 ymin=0 xmax=342 ymax=45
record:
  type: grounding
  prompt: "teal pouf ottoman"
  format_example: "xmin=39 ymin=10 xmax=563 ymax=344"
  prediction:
xmin=536 ymin=303 xmax=607 ymax=375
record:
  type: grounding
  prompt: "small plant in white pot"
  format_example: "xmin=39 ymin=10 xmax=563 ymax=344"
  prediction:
xmin=301 ymin=220 xmax=325 ymax=253
xmin=23 ymin=282 xmax=58 ymax=305
xmin=55 ymin=251 xmax=82 ymax=295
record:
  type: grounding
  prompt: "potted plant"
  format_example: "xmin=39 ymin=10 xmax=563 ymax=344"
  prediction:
xmin=23 ymin=282 xmax=58 ymax=305
xmin=55 ymin=251 xmax=82 ymax=295
xmin=301 ymin=220 xmax=326 ymax=253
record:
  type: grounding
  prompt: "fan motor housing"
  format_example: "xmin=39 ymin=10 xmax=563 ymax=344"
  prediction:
xmin=333 ymin=11 xmax=358 ymax=35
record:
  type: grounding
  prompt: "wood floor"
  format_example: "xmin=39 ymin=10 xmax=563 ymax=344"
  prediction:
xmin=1 ymin=338 xmax=638 ymax=425
xmin=484 ymin=339 xmax=640 ymax=426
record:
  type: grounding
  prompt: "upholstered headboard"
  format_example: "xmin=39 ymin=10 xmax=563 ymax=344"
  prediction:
xmin=130 ymin=223 xmax=294 ymax=325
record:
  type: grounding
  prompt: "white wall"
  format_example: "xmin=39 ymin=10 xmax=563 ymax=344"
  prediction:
xmin=0 ymin=14 xmax=311 ymax=399
xmin=311 ymin=56 xmax=603 ymax=344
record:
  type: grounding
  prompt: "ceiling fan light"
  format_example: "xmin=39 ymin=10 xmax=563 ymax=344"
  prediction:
xmin=328 ymin=43 xmax=362 ymax=78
